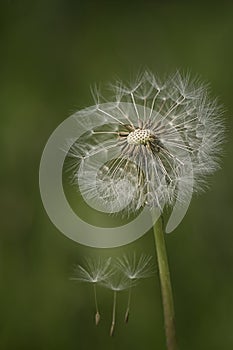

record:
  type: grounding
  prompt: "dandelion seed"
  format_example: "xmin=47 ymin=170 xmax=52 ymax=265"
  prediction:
xmin=70 ymin=257 xmax=112 ymax=325
xmin=116 ymin=253 xmax=155 ymax=323
xmin=68 ymin=70 xmax=224 ymax=215
xmin=102 ymin=273 xmax=133 ymax=336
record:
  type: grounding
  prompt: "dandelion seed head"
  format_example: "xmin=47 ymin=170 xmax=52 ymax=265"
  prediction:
xmin=68 ymin=70 xmax=225 ymax=215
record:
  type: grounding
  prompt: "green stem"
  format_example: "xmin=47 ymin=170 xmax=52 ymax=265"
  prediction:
xmin=153 ymin=216 xmax=178 ymax=350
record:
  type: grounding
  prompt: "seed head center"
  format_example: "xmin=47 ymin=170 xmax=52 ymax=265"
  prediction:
xmin=127 ymin=129 xmax=152 ymax=145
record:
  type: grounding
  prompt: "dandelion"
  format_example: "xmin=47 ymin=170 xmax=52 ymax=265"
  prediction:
xmin=70 ymin=257 xmax=112 ymax=325
xmin=69 ymin=70 xmax=224 ymax=215
xmin=101 ymin=272 xmax=133 ymax=336
xmin=116 ymin=253 xmax=155 ymax=322
xmin=68 ymin=70 xmax=224 ymax=349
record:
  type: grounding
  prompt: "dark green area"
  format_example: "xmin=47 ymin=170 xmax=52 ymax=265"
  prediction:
xmin=1 ymin=1 xmax=233 ymax=349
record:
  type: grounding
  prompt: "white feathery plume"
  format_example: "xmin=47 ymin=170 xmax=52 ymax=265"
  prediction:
xmin=116 ymin=253 xmax=155 ymax=280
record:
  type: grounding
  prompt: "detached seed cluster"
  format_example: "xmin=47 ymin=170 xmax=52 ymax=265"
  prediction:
xmin=71 ymin=254 xmax=155 ymax=336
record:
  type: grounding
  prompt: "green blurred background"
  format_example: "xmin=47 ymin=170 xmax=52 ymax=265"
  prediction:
xmin=1 ymin=1 xmax=233 ymax=349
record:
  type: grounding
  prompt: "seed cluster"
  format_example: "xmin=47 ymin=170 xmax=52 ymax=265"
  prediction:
xmin=127 ymin=129 xmax=152 ymax=145
xmin=71 ymin=255 xmax=154 ymax=335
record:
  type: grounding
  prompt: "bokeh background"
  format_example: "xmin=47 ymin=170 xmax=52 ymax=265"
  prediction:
xmin=1 ymin=1 xmax=233 ymax=349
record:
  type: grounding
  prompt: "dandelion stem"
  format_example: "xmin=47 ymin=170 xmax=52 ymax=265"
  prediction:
xmin=110 ymin=291 xmax=117 ymax=336
xmin=93 ymin=283 xmax=100 ymax=325
xmin=153 ymin=216 xmax=178 ymax=350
